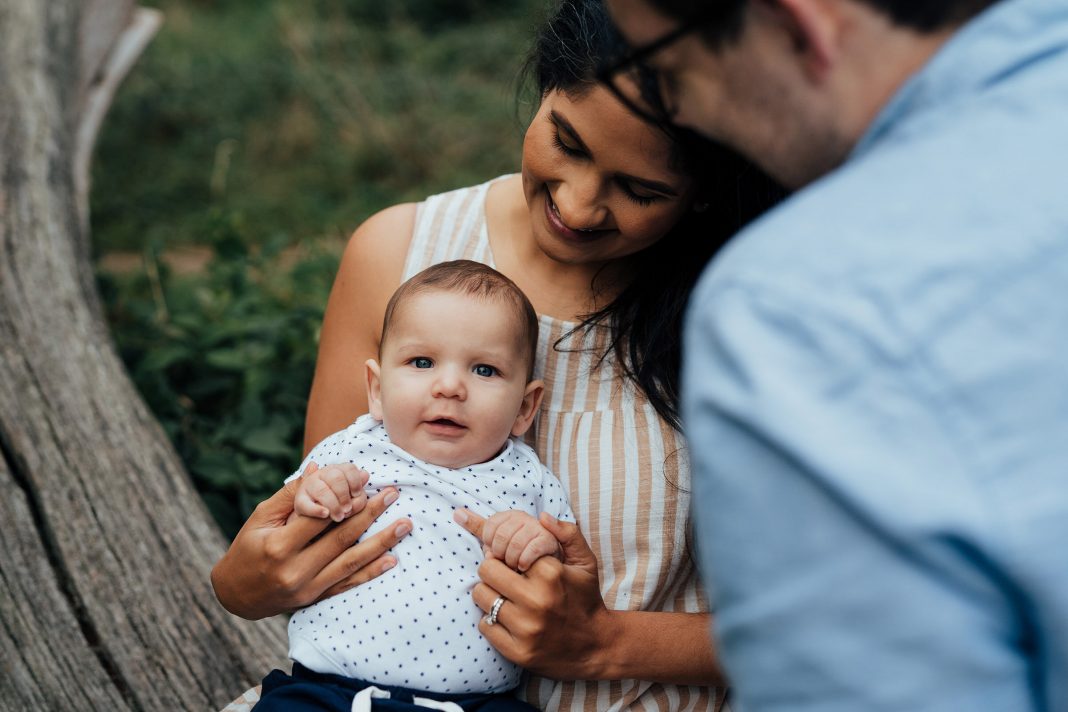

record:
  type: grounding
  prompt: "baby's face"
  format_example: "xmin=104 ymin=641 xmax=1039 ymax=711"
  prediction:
xmin=368 ymin=290 xmax=539 ymax=469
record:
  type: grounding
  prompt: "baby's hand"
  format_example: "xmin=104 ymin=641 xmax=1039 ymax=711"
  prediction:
xmin=294 ymin=463 xmax=369 ymax=522
xmin=482 ymin=510 xmax=561 ymax=572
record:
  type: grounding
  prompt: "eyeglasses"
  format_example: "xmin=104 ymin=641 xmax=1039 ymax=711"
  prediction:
xmin=597 ymin=11 xmax=721 ymax=125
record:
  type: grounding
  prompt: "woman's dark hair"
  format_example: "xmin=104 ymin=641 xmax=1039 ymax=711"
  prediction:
xmin=520 ymin=0 xmax=786 ymax=432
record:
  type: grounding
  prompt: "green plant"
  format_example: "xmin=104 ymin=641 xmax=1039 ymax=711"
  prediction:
xmin=99 ymin=211 xmax=338 ymax=537
xmin=91 ymin=0 xmax=543 ymax=255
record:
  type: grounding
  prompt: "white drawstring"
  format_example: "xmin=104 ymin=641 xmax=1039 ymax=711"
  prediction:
xmin=350 ymin=685 xmax=466 ymax=712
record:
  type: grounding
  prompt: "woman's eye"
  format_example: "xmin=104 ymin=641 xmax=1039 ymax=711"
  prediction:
xmin=552 ymin=131 xmax=585 ymax=158
xmin=473 ymin=364 xmax=497 ymax=377
xmin=412 ymin=357 xmax=433 ymax=369
xmin=621 ymin=183 xmax=659 ymax=207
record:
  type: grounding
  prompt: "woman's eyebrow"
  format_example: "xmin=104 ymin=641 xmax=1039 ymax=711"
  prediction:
xmin=550 ymin=111 xmax=590 ymax=153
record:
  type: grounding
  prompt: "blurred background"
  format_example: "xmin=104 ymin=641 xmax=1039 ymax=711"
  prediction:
xmin=92 ymin=0 xmax=546 ymax=537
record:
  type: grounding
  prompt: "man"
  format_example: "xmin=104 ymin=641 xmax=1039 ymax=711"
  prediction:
xmin=605 ymin=0 xmax=1068 ymax=710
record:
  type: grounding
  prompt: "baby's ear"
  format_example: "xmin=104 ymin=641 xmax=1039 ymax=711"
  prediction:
xmin=511 ymin=379 xmax=544 ymax=437
xmin=365 ymin=359 xmax=384 ymax=421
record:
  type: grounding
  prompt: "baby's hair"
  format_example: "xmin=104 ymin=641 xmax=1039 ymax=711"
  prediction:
xmin=381 ymin=260 xmax=540 ymax=379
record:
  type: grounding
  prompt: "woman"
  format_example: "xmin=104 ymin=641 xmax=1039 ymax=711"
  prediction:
xmin=212 ymin=0 xmax=782 ymax=709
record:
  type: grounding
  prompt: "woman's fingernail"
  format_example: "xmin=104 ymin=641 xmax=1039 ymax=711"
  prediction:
xmin=453 ymin=509 xmax=467 ymax=525
xmin=384 ymin=490 xmax=399 ymax=506
xmin=381 ymin=557 xmax=396 ymax=572
xmin=395 ymin=522 xmax=411 ymax=537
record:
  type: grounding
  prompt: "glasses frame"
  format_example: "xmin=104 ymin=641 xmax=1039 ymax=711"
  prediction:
xmin=597 ymin=12 xmax=719 ymax=125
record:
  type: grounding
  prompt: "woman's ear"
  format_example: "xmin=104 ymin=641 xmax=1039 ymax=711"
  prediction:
xmin=511 ymin=379 xmax=545 ymax=437
xmin=365 ymin=359 xmax=384 ymax=421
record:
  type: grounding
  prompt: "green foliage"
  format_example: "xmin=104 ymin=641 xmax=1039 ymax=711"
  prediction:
xmin=92 ymin=0 xmax=546 ymax=537
xmin=342 ymin=0 xmax=536 ymax=31
xmin=98 ymin=215 xmax=338 ymax=537
xmin=91 ymin=0 xmax=545 ymax=253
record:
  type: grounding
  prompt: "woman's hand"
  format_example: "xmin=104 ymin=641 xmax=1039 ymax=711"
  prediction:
xmin=211 ymin=462 xmax=411 ymax=620
xmin=454 ymin=509 xmax=617 ymax=680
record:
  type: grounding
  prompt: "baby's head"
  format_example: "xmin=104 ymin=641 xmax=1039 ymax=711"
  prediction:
xmin=366 ymin=260 xmax=543 ymax=469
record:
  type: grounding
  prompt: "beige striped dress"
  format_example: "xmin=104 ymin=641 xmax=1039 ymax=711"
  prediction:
xmin=404 ymin=177 xmax=721 ymax=712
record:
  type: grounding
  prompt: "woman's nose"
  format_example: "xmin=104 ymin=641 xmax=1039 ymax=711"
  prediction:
xmin=431 ymin=368 xmax=466 ymax=400
xmin=554 ymin=171 xmax=608 ymax=229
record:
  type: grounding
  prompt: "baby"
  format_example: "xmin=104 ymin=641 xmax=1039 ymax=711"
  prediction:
xmin=256 ymin=260 xmax=573 ymax=712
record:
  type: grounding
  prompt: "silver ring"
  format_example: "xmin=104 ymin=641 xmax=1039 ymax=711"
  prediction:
xmin=486 ymin=595 xmax=506 ymax=626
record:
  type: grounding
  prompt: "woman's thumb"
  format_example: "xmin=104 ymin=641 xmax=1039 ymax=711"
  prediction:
xmin=539 ymin=513 xmax=598 ymax=573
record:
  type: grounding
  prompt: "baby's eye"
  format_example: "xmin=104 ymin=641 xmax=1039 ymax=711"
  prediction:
xmin=473 ymin=364 xmax=498 ymax=377
xmin=411 ymin=357 xmax=433 ymax=369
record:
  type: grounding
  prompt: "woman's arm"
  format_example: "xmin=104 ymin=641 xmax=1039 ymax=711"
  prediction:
xmin=304 ymin=202 xmax=416 ymax=452
xmin=592 ymin=610 xmax=720 ymax=685
xmin=456 ymin=510 xmax=723 ymax=685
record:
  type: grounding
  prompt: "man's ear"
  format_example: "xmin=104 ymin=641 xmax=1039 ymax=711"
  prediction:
xmin=761 ymin=0 xmax=843 ymax=81
xmin=511 ymin=379 xmax=545 ymax=437
xmin=365 ymin=359 xmax=384 ymax=421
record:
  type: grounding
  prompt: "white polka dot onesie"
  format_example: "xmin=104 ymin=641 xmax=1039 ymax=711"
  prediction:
xmin=285 ymin=414 xmax=575 ymax=695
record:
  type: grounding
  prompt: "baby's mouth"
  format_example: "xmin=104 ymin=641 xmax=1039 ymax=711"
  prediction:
xmin=427 ymin=418 xmax=465 ymax=429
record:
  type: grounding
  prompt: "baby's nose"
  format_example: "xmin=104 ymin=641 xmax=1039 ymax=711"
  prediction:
xmin=431 ymin=368 xmax=466 ymax=399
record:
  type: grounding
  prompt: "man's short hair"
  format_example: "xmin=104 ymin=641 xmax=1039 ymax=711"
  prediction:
xmin=650 ymin=0 xmax=1001 ymax=48
xmin=381 ymin=260 xmax=540 ymax=379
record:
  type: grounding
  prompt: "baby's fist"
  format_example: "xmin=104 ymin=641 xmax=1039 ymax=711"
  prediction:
xmin=294 ymin=463 xmax=369 ymax=522
xmin=483 ymin=510 xmax=561 ymax=572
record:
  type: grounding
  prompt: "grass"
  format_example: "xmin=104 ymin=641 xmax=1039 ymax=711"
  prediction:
xmin=91 ymin=0 xmax=546 ymax=253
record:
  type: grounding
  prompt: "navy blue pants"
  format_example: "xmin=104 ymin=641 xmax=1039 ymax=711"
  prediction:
xmin=254 ymin=663 xmax=538 ymax=712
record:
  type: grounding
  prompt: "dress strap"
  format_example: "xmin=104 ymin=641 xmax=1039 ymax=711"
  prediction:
xmin=402 ymin=178 xmax=502 ymax=280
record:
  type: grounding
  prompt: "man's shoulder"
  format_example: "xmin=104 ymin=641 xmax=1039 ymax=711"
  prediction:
xmin=698 ymin=106 xmax=1067 ymax=334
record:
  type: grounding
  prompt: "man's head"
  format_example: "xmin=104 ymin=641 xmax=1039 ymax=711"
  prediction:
xmin=605 ymin=0 xmax=999 ymax=187
xmin=636 ymin=0 xmax=1001 ymax=44
xmin=367 ymin=260 xmax=543 ymax=469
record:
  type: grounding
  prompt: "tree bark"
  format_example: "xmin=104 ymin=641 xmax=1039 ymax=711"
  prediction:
xmin=0 ymin=1 xmax=287 ymax=709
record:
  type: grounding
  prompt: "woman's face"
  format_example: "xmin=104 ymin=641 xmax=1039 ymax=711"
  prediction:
xmin=521 ymin=85 xmax=696 ymax=267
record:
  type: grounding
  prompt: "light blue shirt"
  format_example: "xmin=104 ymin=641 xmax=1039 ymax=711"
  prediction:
xmin=681 ymin=0 xmax=1068 ymax=709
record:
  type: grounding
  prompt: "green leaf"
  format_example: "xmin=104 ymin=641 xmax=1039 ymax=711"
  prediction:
xmin=241 ymin=425 xmax=297 ymax=458
xmin=139 ymin=345 xmax=191 ymax=372
xmin=205 ymin=348 xmax=249 ymax=370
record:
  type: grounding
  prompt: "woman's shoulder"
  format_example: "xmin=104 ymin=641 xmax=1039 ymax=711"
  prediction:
xmin=345 ymin=176 xmax=511 ymax=279
xmin=422 ymin=174 xmax=515 ymax=206
xmin=334 ymin=202 xmax=418 ymax=309
xmin=344 ymin=202 xmax=418 ymax=271
xmin=414 ymin=175 xmax=516 ymax=236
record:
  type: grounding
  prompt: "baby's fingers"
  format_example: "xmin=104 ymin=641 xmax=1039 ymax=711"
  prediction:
xmin=489 ymin=516 xmax=525 ymax=563
xmin=322 ymin=468 xmax=356 ymax=508
xmin=341 ymin=465 xmax=369 ymax=514
xmin=294 ymin=487 xmax=330 ymax=519
xmin=481 ymin=514 xmax=502 ymax=553
xmin=517 ymin=531 xmax=561 ymax=572
xmin=306 ymin=477 xmax=345 ymax=521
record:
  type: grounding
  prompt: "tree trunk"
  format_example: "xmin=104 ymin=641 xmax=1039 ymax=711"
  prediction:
xmin=0 ymin=1 xmax=287 ymax=709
